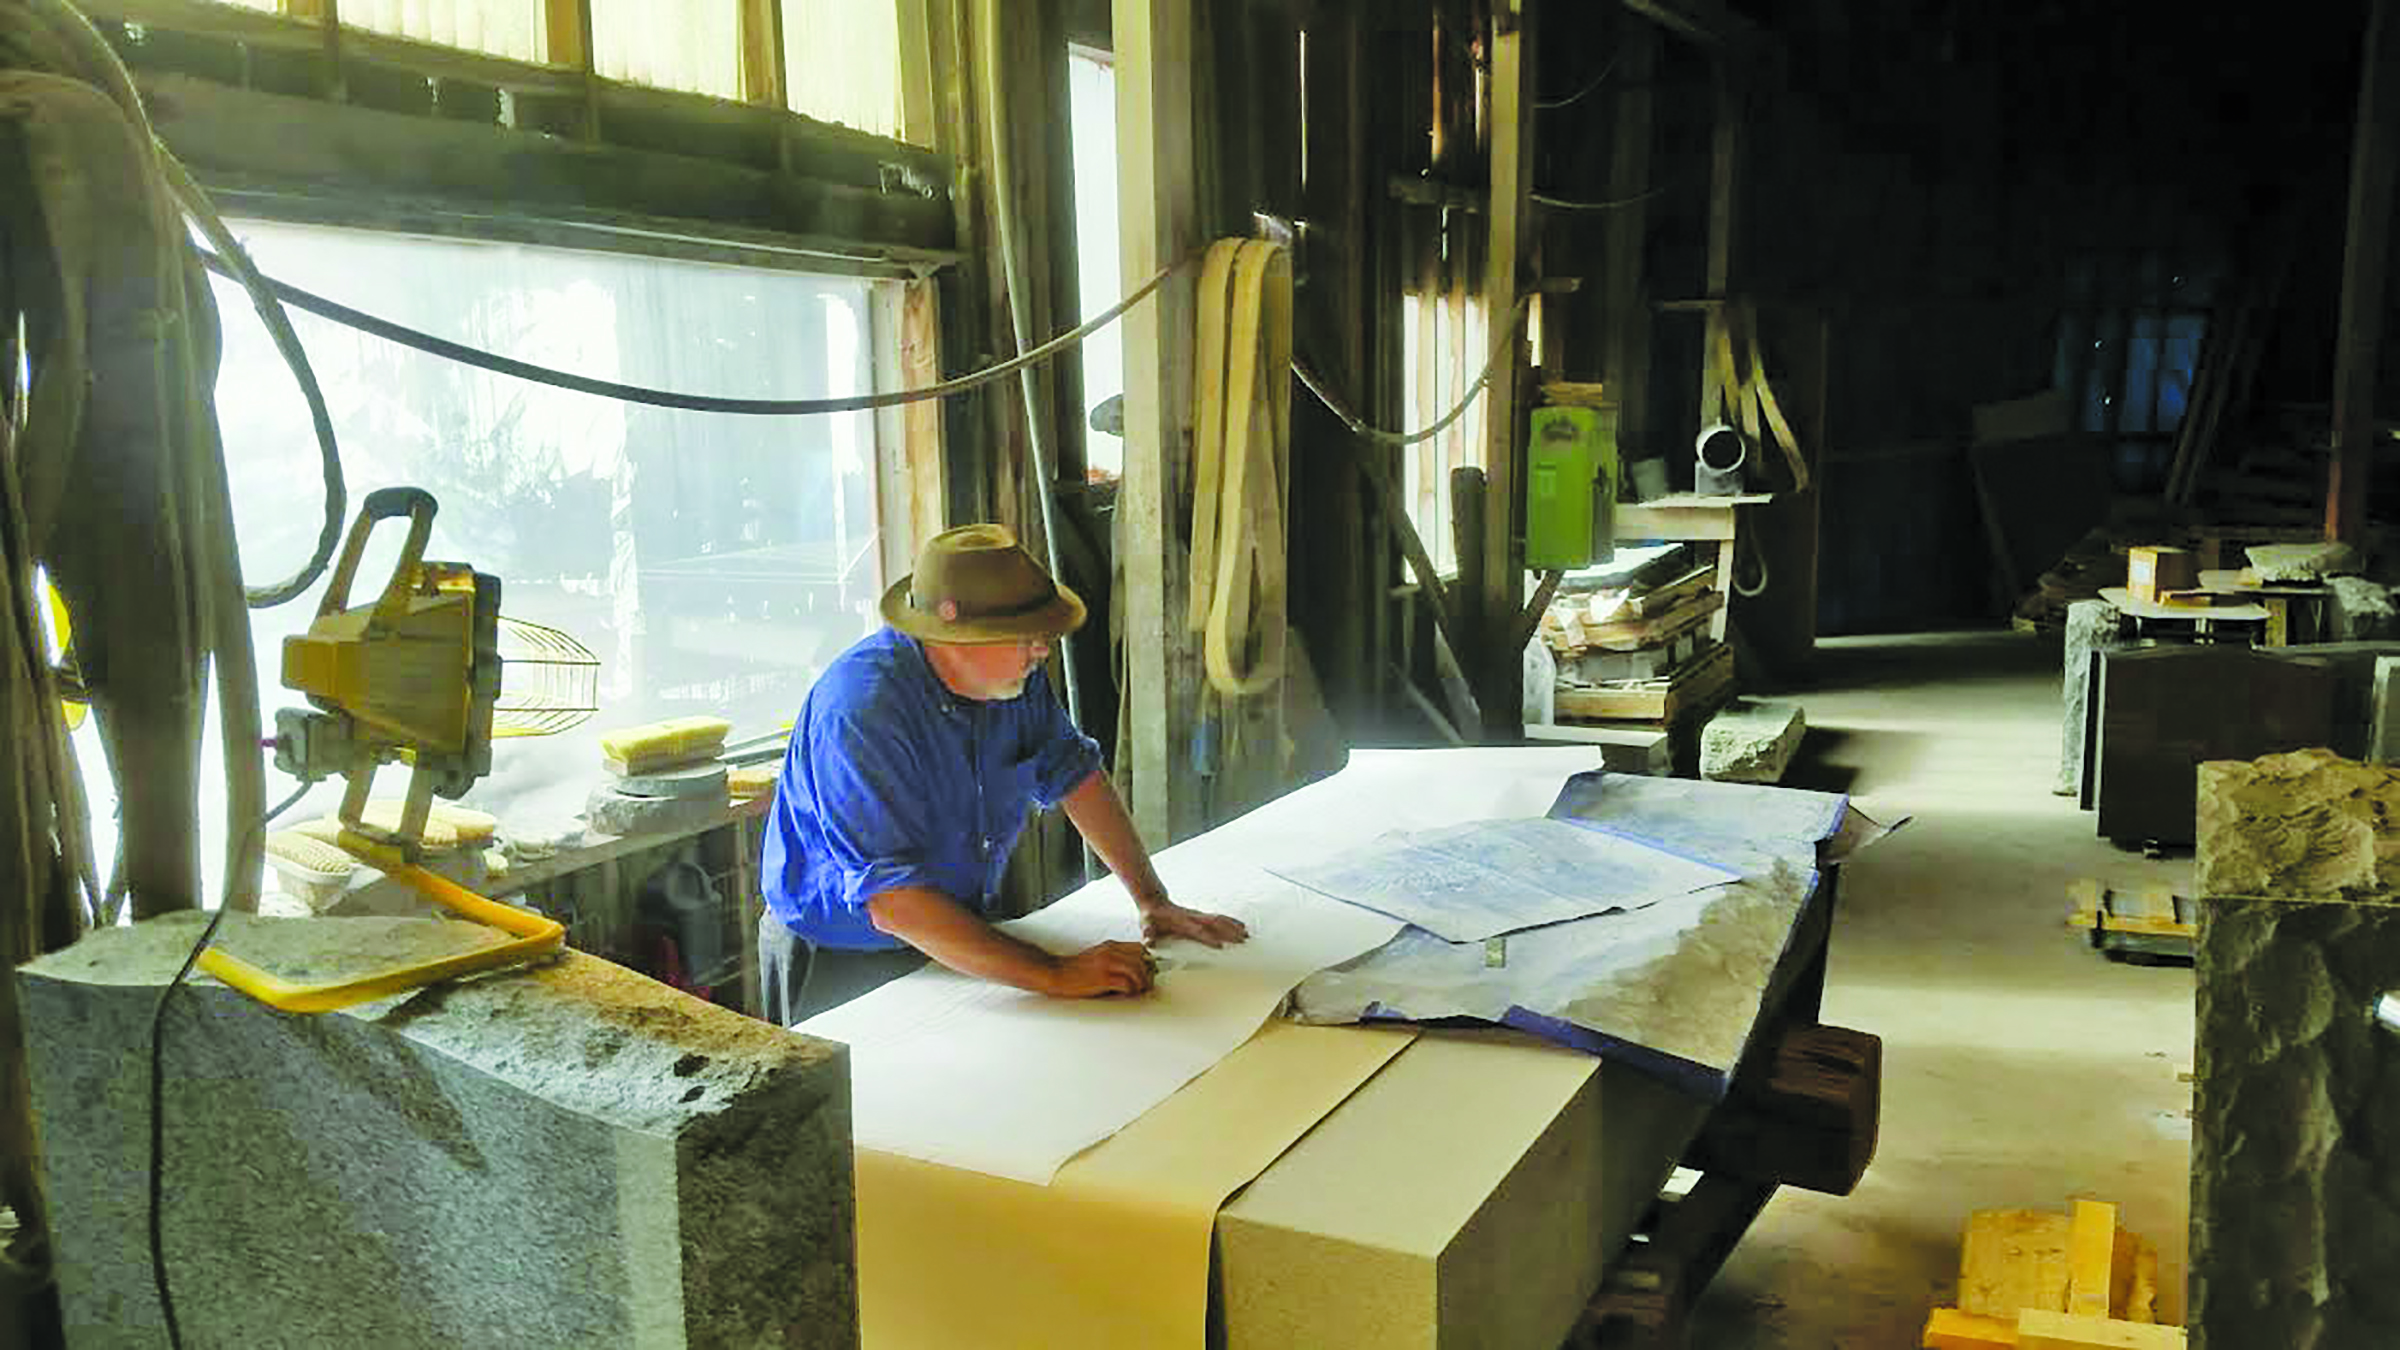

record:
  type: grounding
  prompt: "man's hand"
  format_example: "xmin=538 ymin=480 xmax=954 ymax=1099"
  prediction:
xmin=1137 ymin=898 xmax=1250 ymax=949
xmin=1043 ymin=941 xmax=1157 ymax=998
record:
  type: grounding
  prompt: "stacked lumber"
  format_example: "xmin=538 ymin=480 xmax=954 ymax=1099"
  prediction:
xmin=1540 ymin=546 xmax=1735 ymax=725
xmin=1923 ymin=1199 xmax=2183 ymax=1349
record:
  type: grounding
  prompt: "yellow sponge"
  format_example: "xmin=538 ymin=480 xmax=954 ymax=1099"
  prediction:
xmin=601 ymin=716 xmax=732 ymax=775
xmin=728 ymin=764 xmax=778 ymax=800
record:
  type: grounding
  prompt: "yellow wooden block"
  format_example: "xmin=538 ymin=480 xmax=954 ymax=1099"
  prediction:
xmin=1924 ymin=1305 xmax=2018 ymax=1348
xmin=2066 ymin=1200 xmax=2116 ymax=1318
xmin=1961 ymin=1209 xmax=2073 ymax=1318
xmin=2112 ymin=1230 xmax=2158 ymax=1324
xmin=2065 ymin=879 xmax=2105 ymax=929
xmin=2015 ymin=1309 xmax=2185 ymax=1349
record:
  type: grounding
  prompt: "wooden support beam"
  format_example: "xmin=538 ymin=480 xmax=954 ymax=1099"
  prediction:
xmin=543 ymin=0 xmax=600 ymax=138
xmin=1603 ymin=17 xmax=1659 ymax=490
xmin=134 ymin=74 xmax=955 ymax=259
xmin=1698 ymin=64 xmax=1743 ymax=430
xmin=1477 ymin=0 xmax=1536 ymax=739
xmin=1114 ymin=0 xmax=1204 ymax=845
xmin=738 ymin=0 xmax=790 ymax=108
xmin=2329 ymin=0 xmax=2400 ymax=544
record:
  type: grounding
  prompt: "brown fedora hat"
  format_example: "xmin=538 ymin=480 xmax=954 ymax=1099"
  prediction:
xmin=880 ymin=523 xmax=1087 ymax=644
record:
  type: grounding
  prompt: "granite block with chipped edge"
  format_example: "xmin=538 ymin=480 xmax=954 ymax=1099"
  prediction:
xmin=2192 ymin=748 xmax=2400 ymax=1350
xmin=2248 ymin=541 xmax=2362 ymax=583
xmin=2058 ymin=599 xmax=2124 ymax=796
xmin=1699 ymin=699 xmax=1806 ymax=785
xmin=2195 ymin=749 xmax=2400 ymax=897
xmin=2328 ymin=575 xmax=2399 ymax=642
xmin=2192 ymin=895 xmax=2400 ymax=1350
xmin=20 ymin=913 xmax=856 ymax=1350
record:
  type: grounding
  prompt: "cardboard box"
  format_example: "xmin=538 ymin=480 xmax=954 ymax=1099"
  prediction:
xmin=2127 ymin=546 xmax=2199 ymax=604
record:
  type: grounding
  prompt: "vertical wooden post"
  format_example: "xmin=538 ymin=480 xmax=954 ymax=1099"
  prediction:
xmin=543 ymin=0 xmax=600 ymax=139
xmin=1478 ymin=0 xmax=1535 ymax=738
xmin=1699 ymin=62 xmax=1743 ymax=419
xmin=1605 ymin=18 xmax=1660 ymax=466
xmin=1114 ymin=0 xmax=1203 ymax=845
xmin=738 ymin=0 xmax=789 ymax=109
xmin=286 ymin=0 xmax=347 ymax=101
xmin=2330 ymin=0 xmax=2399 ymax=544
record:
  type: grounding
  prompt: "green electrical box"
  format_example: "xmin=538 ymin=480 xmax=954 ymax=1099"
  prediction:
xmin=1524 ymin=405 xmax=1618 ymax=570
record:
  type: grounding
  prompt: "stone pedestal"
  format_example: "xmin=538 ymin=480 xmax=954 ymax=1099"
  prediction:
xmin=2057 ymin=599 xmax=2124 ymax=797
xmin=20 ymin=914 xmax=857 ymax=1349
xmin=2191 ymin=751 xmax=2400 ymax=1350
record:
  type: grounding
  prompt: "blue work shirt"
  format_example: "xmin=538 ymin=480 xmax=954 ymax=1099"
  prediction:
xmin=761 ymin=627 xmax=1104 ymax=950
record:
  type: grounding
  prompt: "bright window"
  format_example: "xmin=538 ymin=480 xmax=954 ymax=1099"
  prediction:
xmin=1068 ymin=44 xmax=1122 ymax=479
xmin=1399 ymin=291 xmax=1490 ymax=575
xmin=591 ymin=0 xmax=743 ymax=99
xmin=784 ymin=0 xmax=905 ymax=138
xmin=76 ymin=220 xmax=900 ymax=896
xmin=341 ymin=0 xmax=547 ymax=62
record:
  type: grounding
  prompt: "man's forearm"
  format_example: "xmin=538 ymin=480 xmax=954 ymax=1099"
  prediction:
xmin=1059 ymin=769 xmax=1167 ymax=907
xmin=866 ymin=886 xmax=1061 ymax=994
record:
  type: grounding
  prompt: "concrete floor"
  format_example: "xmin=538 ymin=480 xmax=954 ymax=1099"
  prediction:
xmin=1686 ymin=630 xmax=2196 ymax=1347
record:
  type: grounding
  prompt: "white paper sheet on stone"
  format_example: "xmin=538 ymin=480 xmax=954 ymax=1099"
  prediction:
xmin=1266 ymin=817 xmax=1739 ymax=941
xmin=795 ymin=746 xmax=1603 ymax=1185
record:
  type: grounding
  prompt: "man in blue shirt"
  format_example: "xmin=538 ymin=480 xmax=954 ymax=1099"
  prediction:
xmin=759 ymin=524 xmax=1247 ymax=1023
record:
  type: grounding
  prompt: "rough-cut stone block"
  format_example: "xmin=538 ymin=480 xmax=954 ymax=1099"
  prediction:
xmin=1699 ymin=699 xmax=1806 ymax=784
xmin=587 ymin=784 xmax=727 ymax=838
xmin=2328 ymin=575 xmax=2399 ymax=642
xmin=2373 ymin=657 xmax=2400 ymax=765
xmin=2196 ymin=748 xmax=2400 ymax=896
xmin=2248 ymin=540 xmax=2362 ymax=583
xmin=20 ymin=914 xmax=856 ymax=1349
xmin=2057 ymin=599 xmax=2125 ymax=796
xmin=2192 ymin=749 xmax=2400 ymax=1350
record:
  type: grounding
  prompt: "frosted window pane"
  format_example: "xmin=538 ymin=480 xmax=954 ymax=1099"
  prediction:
xmin=592 ymin=0 xmax=742 ymax=98
xmin=342 ymin=0 xmax=546 ymax=63
xmin=1069 ymin=47 xmax=1121 ymax=480
xmin=782 ymin=0 xmax=903 ymax=138
xmin=87 ymin=220 xmax=894 ymax=897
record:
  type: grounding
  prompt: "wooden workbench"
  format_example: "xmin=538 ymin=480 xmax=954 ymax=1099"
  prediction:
xmin=1213 ymin=861 xmax=1865 ymax=1349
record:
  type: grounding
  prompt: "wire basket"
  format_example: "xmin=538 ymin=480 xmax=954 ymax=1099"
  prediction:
xmin=495 ymin=614 xmax=600 ymax=738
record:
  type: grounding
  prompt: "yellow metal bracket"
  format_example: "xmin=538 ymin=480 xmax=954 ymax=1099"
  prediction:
xmin=197 ymin=839 xmax=563 ymax=1014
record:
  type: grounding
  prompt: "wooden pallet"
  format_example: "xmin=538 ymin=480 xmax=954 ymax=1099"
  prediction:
xmin=1549 ymin=587 xmax=1724 ymax=653
xmin=1554 ymin=641 xmax=1736 ymax=724
xmin=1923 ymin=1199 xmax=2184 ymax=1348
xmin=2064 ymin=880 xmax=2194 ymax=962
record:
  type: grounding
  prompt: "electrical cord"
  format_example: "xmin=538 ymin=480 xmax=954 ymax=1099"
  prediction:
xmin=1530 ymin=186 xmax=1669 ymax=212
xmin=1292 ymin=292 xmax=1534 ymax=448
xmin=193 ymin=249 xmax=1191 ymax=416
xmin=147 ymin=775 xmax=313 ymax=1349
xmin=1536 ymin=56 xmax=1619 ymax=110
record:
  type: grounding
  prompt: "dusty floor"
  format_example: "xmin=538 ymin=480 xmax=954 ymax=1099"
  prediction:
xmin=1684 ymin=630 xmax=2195 ymax=1347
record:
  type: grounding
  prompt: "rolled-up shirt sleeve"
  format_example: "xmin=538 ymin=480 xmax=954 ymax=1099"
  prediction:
xmin=1023 ymin=669 xmax=1105 ymax=808
xmin=810 ymin=710 xmax=952 ymax=915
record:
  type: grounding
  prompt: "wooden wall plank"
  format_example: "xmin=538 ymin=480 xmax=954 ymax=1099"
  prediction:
xmin=1604 ymin=17 xmax=1660 ymax=470
xmin=2330 ymin=0 xmax=2399 ymax=543
xmin=1478 ymin=0 xmax=1535 ymax=737
xmin=1114 ymin=0 xmax=1204 ymax=845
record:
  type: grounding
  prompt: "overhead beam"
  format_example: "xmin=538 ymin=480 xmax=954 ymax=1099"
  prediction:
xmin=1618 ymin=0 xmax=1766 ymax=52
xmin=1114 ymin=0 xmax=1205 ymax=845
xmin=2329 ymin=0 xmax=2400 ymax=544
